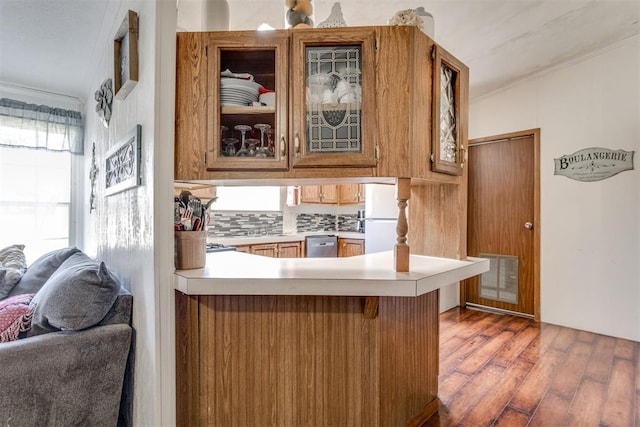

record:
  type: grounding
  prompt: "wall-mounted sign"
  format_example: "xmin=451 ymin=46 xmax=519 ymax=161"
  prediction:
xmin=554 ymin=148 xmax=634 ymax=182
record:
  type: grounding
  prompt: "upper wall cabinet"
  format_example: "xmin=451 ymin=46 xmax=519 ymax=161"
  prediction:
xmin=431 ymin=45 xmax=468 ymax=176
xmin=175 ymin=27 xmax=468 ymax=183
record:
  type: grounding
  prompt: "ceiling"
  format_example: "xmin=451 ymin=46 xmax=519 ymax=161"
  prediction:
xmin=0 ymin=0 xmax=638 ymax=101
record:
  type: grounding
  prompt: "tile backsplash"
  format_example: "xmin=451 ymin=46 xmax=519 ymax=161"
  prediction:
xmin=208 ymin=212 xmax=359 ymax=237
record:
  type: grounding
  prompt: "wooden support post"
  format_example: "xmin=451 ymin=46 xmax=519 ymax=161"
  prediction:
xmin=395 ymin=178 xmax=410 ymax=272
xmin=363 ymin=296 xmax=380 ymax=319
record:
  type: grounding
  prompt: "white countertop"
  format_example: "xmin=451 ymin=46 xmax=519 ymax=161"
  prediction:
xmin=174 ymin=251 xmax=489 ymax=297
xmin=211 ymin=231 xmax=364 ymax=246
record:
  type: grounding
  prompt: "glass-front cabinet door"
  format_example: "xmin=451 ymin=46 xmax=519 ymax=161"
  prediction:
xmin=290 ymin=29 xmax=376 ymax=168
xmin=431 ymin=45 xmax=468 ymax=176
xmin=206 ymin=31 xmax=288 ymax=171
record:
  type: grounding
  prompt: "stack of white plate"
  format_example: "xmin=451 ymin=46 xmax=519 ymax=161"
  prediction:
xmin=220 ymin=78 xmax=263 ymax=106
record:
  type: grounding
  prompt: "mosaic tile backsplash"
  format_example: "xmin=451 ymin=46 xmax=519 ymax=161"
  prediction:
xmin=208 ymin=213 xmax=359 ymax=237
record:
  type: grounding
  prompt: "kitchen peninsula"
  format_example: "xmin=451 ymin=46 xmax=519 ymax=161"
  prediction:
xmin=175 ymin=252 xmax=488 ymax=426
xmin=175 ymin=25 xmax=473 ymax=426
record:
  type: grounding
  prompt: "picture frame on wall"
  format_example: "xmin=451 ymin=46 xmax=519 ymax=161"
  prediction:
xmin=114 ymin=10 xmax=139 ymax=100
xmin=105 ymin=124 xmax=142 ymax=196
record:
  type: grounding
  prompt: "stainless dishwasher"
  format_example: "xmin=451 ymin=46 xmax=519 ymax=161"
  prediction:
xmin=305 ymin=235 xmax=338 ymax=257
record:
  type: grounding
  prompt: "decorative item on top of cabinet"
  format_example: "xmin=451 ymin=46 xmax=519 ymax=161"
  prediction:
xmin=338 ymin=237 xmax=364 ymax=257
xmin=431 ymin=44 xmax=468 ymax=176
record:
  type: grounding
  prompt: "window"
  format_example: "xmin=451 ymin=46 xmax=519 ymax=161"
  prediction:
xmin=213 ymin=186 xmax=280 ymax=211
xmin=0 ymin=98 xmax=83 ymax=263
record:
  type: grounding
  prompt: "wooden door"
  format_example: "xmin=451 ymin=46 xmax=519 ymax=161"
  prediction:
xmin=320 ymin=185 xmax=339 ymax=204
xmin=278 ymin=242 xmax=302 ymax=258
xmin=338 ymin=238 xmax=364 ymax=257
xmin=463 ymin=130 xmax=540 ymax=318
xmin=300 ymin=185 xmax=322 ymax=203
xmin=290 ymin=28 xmax=377 ymax=168
xmin=251 ymin=243 xmax=278 ymax=257
xmin=338 ymin=184 xmax=361 ymax=204
xmin=205 ymin=31 xmax=289 ymax=171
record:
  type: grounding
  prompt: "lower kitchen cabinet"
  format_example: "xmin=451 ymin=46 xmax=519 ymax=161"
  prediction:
xmin=338 ymin=237 xmax=365 ymax=257
xmin=251 ymin=241 xmax=303 ymax=258
xmin=234 ymin=245 xmax=251 ymax=253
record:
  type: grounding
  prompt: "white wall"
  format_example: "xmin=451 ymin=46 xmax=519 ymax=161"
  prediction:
xmin=469 ymin=35 xmax=640 ymax=341
xmin=82 ymin=0 xmax=176 ymax=424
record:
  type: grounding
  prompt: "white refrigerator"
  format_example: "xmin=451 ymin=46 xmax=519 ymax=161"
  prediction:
xmin=364 ymin=184 xmax=398 ymax=254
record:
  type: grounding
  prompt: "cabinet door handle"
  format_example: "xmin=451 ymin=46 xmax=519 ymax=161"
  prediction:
xmin=294 ymin=133 xmax=300 ymax=157
xmin=460 ymin=145 xmax=467 ymax=167
xmin=280 ymin=135 xmax=286 ymax=157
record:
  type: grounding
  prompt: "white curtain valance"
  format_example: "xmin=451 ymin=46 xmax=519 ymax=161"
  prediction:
xmin=0 ymin=98 xmax=83 ymax=154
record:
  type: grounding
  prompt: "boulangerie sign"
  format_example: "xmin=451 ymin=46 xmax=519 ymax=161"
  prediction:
xmin=554 ymin=148 xmax=635 ymax=182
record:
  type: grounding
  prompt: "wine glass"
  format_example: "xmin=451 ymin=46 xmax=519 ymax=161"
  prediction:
xmin=234 ymin=124 xmax=252 ymax=156
xmin=222 ymin=137 xmax=238 ymax=156
xmin=246 ymin=138 xmax=260 ymax=157
xmin=254 ymin=123 xmax=271 ymax=157
xmin=265 ymin=128 xmax=275 ymax=156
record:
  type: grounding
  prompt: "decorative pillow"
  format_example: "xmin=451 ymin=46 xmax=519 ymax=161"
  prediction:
xmin=0 ymin=244 xmax=28 ymax=299
xmin=0 ymin=293 xmax=35 ymax=342
xmin=9 ymin=247 xmax=80 ymax=298
xmin=29 ymin=252 xmax=121 ymax=336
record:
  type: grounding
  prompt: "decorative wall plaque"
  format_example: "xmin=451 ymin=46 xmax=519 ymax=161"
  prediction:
xmin=554 ymin=148 xmax=634 ymax=182
xmin=105 ymin=124 xmax=142 ymax=196
xmin=114 ymin=10 xmax=139 ymax=100
xmin=89 ymin=142 xmax=98 ymax=212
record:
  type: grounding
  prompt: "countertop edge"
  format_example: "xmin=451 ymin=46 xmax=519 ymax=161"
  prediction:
xmin=174 ymin=252 xmax=489 ymax=297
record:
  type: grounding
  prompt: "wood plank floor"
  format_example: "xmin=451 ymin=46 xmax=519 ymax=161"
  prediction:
xmin=423 ymin=307 xmax=640 ymax=427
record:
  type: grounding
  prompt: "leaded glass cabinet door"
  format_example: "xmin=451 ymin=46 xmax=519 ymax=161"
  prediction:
xmin=431 ymin=45 xmax=468 ymax=176
xmin=290 ymin=29 xmax=376 ymax=168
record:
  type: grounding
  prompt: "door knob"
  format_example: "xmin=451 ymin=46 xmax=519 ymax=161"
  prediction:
xmin=524 ymin=222 xmax=533 ymax=229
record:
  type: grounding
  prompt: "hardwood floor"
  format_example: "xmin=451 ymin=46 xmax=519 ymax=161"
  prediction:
xmin=424 ymin=307 xmax=640 ymax=427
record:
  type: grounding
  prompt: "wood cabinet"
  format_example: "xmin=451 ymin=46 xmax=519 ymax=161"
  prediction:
xmin=233 ymin=245 xmax=251 ymax=253
xmin=338 ymin=237 xmax=364 ymax=257
xmin=176 ymin=28 xmax=377 ymax=178
xmin=176 ymin=26 xmax=468 ymax=183
xmin=300 ymin=183 xmax=364 ymax=205
xmin=431 ymin=45 xmax=468 ymax=176
xmin=250 ymin=241 xmax=303 ymax=258
xmin=176 ymin=290 xmax=440 ymax=426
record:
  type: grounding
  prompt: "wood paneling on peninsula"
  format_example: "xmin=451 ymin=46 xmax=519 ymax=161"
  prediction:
xmin=175 ymin=290 xmax=440 ymax=426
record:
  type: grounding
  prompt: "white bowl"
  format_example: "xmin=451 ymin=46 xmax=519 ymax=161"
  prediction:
xmin=259 ymin=92 xmax=276 ymax=106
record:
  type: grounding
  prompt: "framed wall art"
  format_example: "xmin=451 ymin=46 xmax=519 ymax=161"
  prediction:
xmin=105 ymin=124 xmax=142 ymax=196
xmin=114 ymin=10 xmax=139 ymax=100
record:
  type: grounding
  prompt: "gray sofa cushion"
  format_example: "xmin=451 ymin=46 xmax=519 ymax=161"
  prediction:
xmin=0 ymin=244 xmax=28 ymax=299
xmin=9 ymin=246 xmax=80 ymax=298
xmin=29 ymin=252 xmax=121 ymax=336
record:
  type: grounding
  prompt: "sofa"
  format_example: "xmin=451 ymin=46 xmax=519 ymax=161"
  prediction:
xmin=0 ymin=246 xmax=133 ymax=427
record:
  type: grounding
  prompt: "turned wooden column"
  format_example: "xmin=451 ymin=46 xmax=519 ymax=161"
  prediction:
xmin=395 ymin=178 xmax=411 ymax=272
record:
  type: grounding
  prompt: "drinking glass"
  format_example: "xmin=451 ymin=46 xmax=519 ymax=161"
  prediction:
xmin=234 ymin=124 xmax=252 ymax=156
xmin=222 ymin=137 xmax=238 ymax=156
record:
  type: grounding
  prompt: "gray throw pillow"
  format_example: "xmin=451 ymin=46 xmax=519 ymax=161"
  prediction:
xmin=9 ymin=246 xmax=81 ymax=298
xmin=29 ymin=252 xmax=121 ymax=336
xmin=0 ymin=244 xmax=28 ymax=299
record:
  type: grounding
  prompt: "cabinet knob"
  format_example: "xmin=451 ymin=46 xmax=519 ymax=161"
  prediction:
xmin=280 ymin=135 xmax=286 ymax=157
xmin=524 ymin=221 xmax=533 ymax=229
xmin=294 ymin=133 xmax=300 ymax=157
